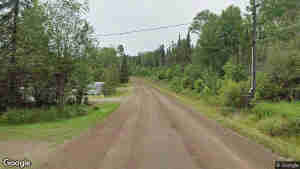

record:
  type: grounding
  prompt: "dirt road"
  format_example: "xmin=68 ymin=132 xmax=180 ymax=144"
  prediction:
xmin=39 ymin=79 xmax=280 ymax=169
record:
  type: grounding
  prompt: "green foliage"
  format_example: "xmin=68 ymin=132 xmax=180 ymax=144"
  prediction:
xmin=255 ymin=72 xmax=283 ymax=101
xmin=201 ymin=70 xmax=222 ymax=95
xmin=166 ymin=67 xmax=175 ymax=80
xmin=0 ymin=103 xmax=120 ymax=145
xmin=157 ymin=69 xmax=167 ymax=80
xmin=250 ymin=101 xmax=300 ymax=136
xmin=218 ymin=80 xmax=249 ymax=108
xmin=170 ymin=77 xmax=183 ymax=93
xmin=120 ymin=55 xmax=129 ymax=83
xmin=1 ymin=105 xmax=89 ymax=124
xmin=190 ymin=5 xmax=248 ymax=73
xmin=252 ymin=101 xmax=300 ymax=119
xmin=193 ymin=79 xmax=205 ymax=93
xmin=102 ymin=66 xmax=119 ymax=96
xmin=223 ymin=61 xmax=248 ymax=82
xmin=256 ymin=116 xmax=299 ymax=137
xmin=183 ymin=64 xmax=202 ymax=89
xmin=257 ymin=118 xmax=286 ymax=136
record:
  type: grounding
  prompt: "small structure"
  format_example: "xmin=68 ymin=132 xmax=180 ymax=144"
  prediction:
xmin=87 ymin=82 xmax=105 ymax=95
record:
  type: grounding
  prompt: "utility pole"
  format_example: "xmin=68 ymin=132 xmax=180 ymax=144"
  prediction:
xmin=249 ymin=0 xmax=257 ymax=98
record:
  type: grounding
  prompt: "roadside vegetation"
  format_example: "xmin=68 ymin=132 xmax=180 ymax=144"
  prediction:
xmin=132 ymin=0 xmax=300 ymax=160
xmin=0 ymin=102 xmax=119 ymax=168
xmin=0 ymin=103 xmax=120 ymax=144
xmin=0 ymin=0 xmax=129 ymax=124
xmin=148 ymin=80 xmax=300 ymax=160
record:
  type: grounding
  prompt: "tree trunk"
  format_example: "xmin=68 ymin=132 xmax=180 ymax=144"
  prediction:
xmin=8 ymin=0 xmax=19 ymax=107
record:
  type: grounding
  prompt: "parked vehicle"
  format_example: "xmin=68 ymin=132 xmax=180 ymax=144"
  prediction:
xmin=87 ymin=82 xmax=105 ymax=95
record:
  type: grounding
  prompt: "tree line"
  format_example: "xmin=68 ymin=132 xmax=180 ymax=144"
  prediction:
xmin=133 ymin=0 xmax=300 ymax=106
xmin=0 ymin=0 xmax=130 ymax=112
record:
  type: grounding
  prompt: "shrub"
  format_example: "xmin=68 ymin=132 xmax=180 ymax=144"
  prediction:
xmin=2 ymin=105 xmax=89 ymax=124
xmin=223 ymin=61 xmax=248 ymax=82
xmin=201 ymin=70 xmax=222 ymax=95
xmin=284 ymin=118 xmax=300 ymax=136
xmin=157 ymin=69 xmax=167 ymax=80
xmin=103 ymin=82 xmax=116 ymax=96
xmin=194 ymin=79 xmax=205 ymax=93
xmin=218 ymin=80 xmax=249 ymax=108
xmin=257 ymin=117 xmax=300 ymax=137
xmin=170 ymin=77 xmax=183 ymax=93
xmin=257 ymin=118 xmax=286 ymax=136
xmin=259 ymin=42 xmax=300 ymax=101
xmin=166 ymin=68 xmax=174 ymax=80
xmin=183 ymin=64 xmax=202 ymax=88
xmin=255 ymin=72 xmax=284 ymax=101
xmin=182 ymin=76 xmax=193 ymax=89
xmin=165 ymin=65 xmax=182 ymax=81
xmin=5 ymin=109 xmax=28 ymax=124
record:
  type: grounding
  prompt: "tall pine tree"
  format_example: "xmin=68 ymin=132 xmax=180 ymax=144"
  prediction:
xmin=120 ymin=54 xmax=129 ymax=83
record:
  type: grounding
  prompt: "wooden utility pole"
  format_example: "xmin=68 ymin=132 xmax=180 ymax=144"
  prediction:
xmin=249 ymin=0 xmax=257 ymax=98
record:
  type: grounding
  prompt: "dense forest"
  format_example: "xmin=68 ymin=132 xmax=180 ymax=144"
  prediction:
xmin=132 ymin=0 xmax=300 ymax=107
xmin=0 ymin=0 xmax=130 ymax=113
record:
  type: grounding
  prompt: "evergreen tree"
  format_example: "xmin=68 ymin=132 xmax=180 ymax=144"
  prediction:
xmin=159 ymin=44 xmax=166 ymax=66
xmin=185 ymin=31 xmax=192 ymax=63
xmin=120 ymin=54 xmax=129 ymax=83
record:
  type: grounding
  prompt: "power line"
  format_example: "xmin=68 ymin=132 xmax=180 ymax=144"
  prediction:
xmin=92 ymin=22 xmax=192 ymax=37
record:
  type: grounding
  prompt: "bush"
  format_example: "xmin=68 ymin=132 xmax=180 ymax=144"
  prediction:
xmin=201 ymin=70 xmax=222 ymax=95
xmin=223 ymin=61 xmax=248 ymax=82
xmin=103 ymin=82 xmax=116 ymax=96
xmin=255 ymin=72 xmax=285 ymax=101
xmin=183 ymin=64 xmax=202 ymax=88
xmin=257 ymin=118 xmax=286 ymax=136
xmin=218 ymin=80 xmax=249 ymax=108
xmin=1 ymin=105 xmax=89 ymax=124
xmin=157 ymin=69 xmax=167 ymax=80
xmin=182 ymin=76 xmax=193 ymax=89
xmin=285 ymin=118 xmax=300 ymax=136
xmin=166 ymin=68 xmax=174 ymax=80
xmin=5 ymin=109 xmax=30 ymax=124
xmin=259 ymin=42 xmax=300 ymax=101
xmin=194 ymin=79 xmax=205 ymax=93
xmin=257 ymin=117 xmax=300 ymax=137
xmin=170 ymin=77 xmax=183 ymax=93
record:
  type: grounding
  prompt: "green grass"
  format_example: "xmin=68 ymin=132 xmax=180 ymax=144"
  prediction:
xmin=105 ymin=83 xmax=133 ymax=98
xmin=253 ymin=101 xmax=300 ymax=119
xmin=0 ymin=103 xmax=120 ymax=145
xmin=89 ymin=95 xmax=105 ymax=99
xmin=145 ymin=78 xmax=300 ymax=160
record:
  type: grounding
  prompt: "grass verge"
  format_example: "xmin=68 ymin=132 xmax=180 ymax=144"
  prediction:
xmin=0 ymin=103 xmax=120 ymax=145
xmin=145 ymin=78 xmax=300 ymax=160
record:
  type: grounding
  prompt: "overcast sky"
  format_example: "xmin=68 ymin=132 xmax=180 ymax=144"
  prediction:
xmin=88 ymin=0 xmax=249 ymax=55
